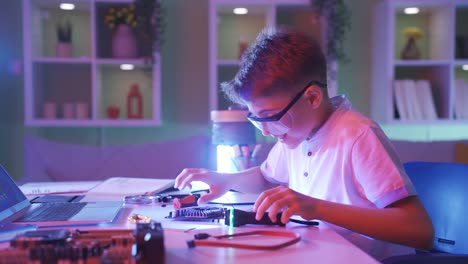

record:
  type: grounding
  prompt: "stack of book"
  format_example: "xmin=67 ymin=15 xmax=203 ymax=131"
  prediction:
xmin=393 ymin=79 xmax=437 ymax=120
xmin=454 ymin=79 xmax=468 ymax=119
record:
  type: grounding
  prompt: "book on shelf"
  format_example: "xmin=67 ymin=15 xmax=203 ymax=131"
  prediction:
xmin=393 ymin=79 xmax=437 ymax=121
xmin=393 ymin=80 xmax=408 ymax=120
xmin=415 ymin=80 xmax=437 ymax=120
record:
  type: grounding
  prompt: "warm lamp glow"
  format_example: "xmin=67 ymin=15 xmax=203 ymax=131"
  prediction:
xmin=462 ymin=64 xmax=468 ymax=71
xmin=60 ymin=3 xmax=75 ymax=10
xmin=216 ymin=145 xmax=237 ymax=173
xmin=404 ymin=7 xmax=419 ymax=15
xmin=233 ymin=8 xmax=248 ymax=15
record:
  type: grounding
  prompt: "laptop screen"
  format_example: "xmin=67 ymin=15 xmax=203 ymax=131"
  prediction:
xmin=0 ymin=165 xmax=29 ymax=221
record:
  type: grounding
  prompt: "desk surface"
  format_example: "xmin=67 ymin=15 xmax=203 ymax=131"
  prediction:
xmin=2 ymin=180 xmax=380 ymax=264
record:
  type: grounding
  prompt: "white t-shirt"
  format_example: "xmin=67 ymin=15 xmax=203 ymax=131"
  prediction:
xmin=260 ymin=95 xmax=417 ymax=261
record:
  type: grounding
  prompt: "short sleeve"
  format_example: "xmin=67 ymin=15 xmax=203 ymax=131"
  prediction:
xmin=351 ymin=127 xmax=416 ymax=208
xmin=260 ymin=141 xmax=289 ymax=184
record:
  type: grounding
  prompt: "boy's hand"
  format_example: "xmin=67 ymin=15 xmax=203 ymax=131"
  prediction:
xmin=253 ymin=185 xmax=320 ymax=224
xmin=174 ymin=168 xmax=230 ymax=204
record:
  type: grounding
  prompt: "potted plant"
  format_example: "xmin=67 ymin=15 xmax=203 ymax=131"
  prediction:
xmin=401 ymin=26 xmax=424 ymax=60
xmin=310 ymin=0 xmax=352 ymax=96
xmin=56 ymin=20 xmax=73 ymax=58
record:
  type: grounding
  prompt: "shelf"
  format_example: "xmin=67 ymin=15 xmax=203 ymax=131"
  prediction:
xmin=372 ymin=0 xmax=468 ymax=129
xmin=32 ymin=57 xmax=93 ymax=63
xmin=24 ymin=0 xmax=161 ymax=126
xmin=394 ymin=4 xmax=452 ymax=61
xmin=27 ymin=119 xmax=161 ymax=127
xmin=97 ymin=64 xmax=154 ymax=120
xmin=394 ymin=60 xmax=451 ymax=66
xmin=209 ymin=0 xmax=321 ymax=112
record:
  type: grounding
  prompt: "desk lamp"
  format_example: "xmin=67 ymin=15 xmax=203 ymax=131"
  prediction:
xmin=211 ymin=107 xmax=256 ymax=173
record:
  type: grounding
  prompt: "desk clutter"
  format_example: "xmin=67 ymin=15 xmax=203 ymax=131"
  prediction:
xmin=0 ymin=221 xmax=164 ymax=264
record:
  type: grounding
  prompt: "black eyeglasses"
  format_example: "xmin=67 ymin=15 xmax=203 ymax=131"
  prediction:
xmin=247 ymin=80 xmax=326 ymax=122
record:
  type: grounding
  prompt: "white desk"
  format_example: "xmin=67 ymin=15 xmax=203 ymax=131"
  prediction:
xmin=3 ymin=180 xmax=381 ymax=264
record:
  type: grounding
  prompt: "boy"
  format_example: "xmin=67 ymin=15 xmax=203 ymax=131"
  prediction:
xmin=174 ymin=27 xmax=434 ymax=260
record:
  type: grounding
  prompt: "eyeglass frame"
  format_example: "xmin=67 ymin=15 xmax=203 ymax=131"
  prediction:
xmin=246 ymin=80 xmax=327 ymax=122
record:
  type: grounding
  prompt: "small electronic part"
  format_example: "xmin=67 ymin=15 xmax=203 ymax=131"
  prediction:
xmin=127 ymin=213 xmax=152 ymax=224
xmin=166 ymin=206 xmax=225 ymax=222
xmin=133 ymin=221 xmax=165 ymax=264
xmin=225 ymin=208 xmax=285 ymax=227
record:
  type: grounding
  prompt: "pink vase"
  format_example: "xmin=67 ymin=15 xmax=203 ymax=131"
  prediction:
xmin=56 ymin=42 xmax=73 ymax=58
xmin=112 ymin=24 xmax=137 ymax=58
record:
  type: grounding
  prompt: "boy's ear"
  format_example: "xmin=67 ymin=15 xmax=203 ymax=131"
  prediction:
xmin=304 ymin=85 xmax=323 ymax=109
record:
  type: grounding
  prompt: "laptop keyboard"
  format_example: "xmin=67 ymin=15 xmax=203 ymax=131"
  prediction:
xmin=16 ymin=202 xmax=87 ymax=222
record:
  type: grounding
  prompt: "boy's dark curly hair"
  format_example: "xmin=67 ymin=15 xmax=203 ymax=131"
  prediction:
xmin=221 ymin=27 xmax=327 ymax=105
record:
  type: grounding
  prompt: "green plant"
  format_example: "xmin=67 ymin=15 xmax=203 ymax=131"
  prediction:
xmin=310 ymin=0 xmax=352 ymax=63
xmin=57 ymin=20 xmax=72 ymax=43
xmin=135 ymin=0 xmax=165 ymax=63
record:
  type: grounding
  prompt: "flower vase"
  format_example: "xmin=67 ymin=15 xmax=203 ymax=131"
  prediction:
xmin=401 ymin=37 xmax=421 ymax=60
xmin=112 ymin=24 xmax=137 ymax=58
xmin=56 ymin=42 xmax=73 ymax=58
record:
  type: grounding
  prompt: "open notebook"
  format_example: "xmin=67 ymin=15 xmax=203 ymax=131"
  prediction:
xmin=0 ymin=165 xmax=122 ymax=227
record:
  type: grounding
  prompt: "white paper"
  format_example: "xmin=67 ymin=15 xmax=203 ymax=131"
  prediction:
xmin=86 ymin=177 xmax=174 ymax=196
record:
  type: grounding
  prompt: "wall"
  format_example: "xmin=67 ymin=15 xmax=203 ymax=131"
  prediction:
xmin=1 ymin=0 xmax=426 ymax=180
xmin=338 ymin=0 xmax=377 ymax=115
xmin=1 ymin=0 xmax=213 ymax=180
xmin=0 ymin=1 xmax=26 ymax=180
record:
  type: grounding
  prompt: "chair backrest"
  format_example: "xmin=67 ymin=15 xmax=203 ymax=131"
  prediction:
xmin=404 ymin=162 xmax=468 ymax=254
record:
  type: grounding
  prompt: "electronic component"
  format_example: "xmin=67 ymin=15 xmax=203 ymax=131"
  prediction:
xmin=11 ymin=230 xmax=71 ymax=247
xmin=133 ymin=221 xmax=165 ymax=264
xmin=166 ymin=206 xmax=319 ymax=227
xmin=225 ymin=208 xmax=285 ymax=227
xmin=0 ymin=221 xmax=165 ymax=263
xmin=166 ymin=206 xmax=225 ymax=222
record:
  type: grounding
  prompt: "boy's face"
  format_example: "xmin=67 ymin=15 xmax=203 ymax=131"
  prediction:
xmin=246 ymin=83 xmax=323 ymax=149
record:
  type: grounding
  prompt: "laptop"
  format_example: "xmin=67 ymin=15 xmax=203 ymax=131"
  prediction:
xmin=0 ymin=165 xmax=123 ymax=227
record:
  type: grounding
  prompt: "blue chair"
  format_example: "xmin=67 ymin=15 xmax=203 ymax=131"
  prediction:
xmin=382 ymin=162 xmax=468 ymax=264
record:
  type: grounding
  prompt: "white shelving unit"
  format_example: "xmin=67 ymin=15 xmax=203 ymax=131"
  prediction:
xmin=208 ymin=0 xmax=327 ymax=112
xmin=371 ymin=0 xmax=468 ymax=131
xmin=23 ymin=0 xmax=161 ymax=127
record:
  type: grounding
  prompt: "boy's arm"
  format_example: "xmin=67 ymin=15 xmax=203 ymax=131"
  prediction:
xmin=317 ymin=195 xmax=434 ymax=250
xmin=254 ymin=186 xmax=434 ymax=250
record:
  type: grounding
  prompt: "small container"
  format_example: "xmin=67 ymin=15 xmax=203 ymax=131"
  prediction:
xmin=211 ymin=109 xmax=256 ymax=172
xmin=63 ymin=103 xmax=75 ymax=119
xmin=211 ymin=110 xmax=256 ymax=145
xmin=75 ymin=102 xmax=89 ymax=119
xmin=43 ymin=102 xmax=57 ymax=119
